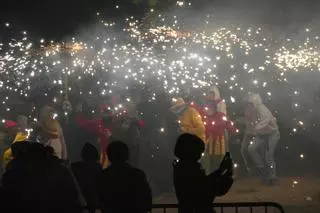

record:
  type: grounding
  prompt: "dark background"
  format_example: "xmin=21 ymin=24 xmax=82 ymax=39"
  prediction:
xmin=1 ymin=0 xmax=320 ymax=40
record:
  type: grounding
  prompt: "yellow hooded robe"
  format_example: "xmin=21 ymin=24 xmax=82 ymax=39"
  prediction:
xmin=3 ymin=132 xmax=28 ymax=166
xmin=178 ymin=107 xmax=206 ymax=142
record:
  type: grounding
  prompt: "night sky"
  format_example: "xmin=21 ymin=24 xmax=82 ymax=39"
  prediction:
xmin=0 ymin=0 xmax=150 ymax=39
xmin=1 ymin=0 xmax=320 ymax=39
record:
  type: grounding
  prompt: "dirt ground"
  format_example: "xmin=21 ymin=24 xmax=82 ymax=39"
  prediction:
xmin=153 ymin=177 xmax=320 ymax=213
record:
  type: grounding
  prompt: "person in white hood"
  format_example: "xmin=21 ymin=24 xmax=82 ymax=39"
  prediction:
xmin=206 ymin=86 xmax=227 ymax=115
xmin=205 ymin=86 xmax=229 ymax=153
xmin=244 ymin=93 xmax=280 ymax=185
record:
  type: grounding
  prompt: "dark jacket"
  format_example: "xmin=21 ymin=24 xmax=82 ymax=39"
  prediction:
xmin=0 ymin=155 xmax=82 ymax=213
xmin=71 ymin=161 xmax=102 ymax=210
xmin=97 ymin=163 xmax=152 ymax=213
xmin=173 ymin=161 xmax=233 ymax=213
xmin=113 ymin=117 xmax=141 ymax=167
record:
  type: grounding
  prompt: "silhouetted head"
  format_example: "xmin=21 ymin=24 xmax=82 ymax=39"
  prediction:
xmin=25 ymin=143 xmax=48 ymax=160
xmin=11 ymin=142 xmax=28 ymax=158
xmin=81 ymin=143 xmax=99 ymax=162
xmin=174 ymin=133 xmax=205 ymax=162
xmin=12 ymin=142 xmax=48 ymax=161
xmin=107 ymin=141 xmax=129 ymax=165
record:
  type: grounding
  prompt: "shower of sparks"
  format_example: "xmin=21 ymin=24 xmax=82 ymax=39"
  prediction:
xmin=0 ymin=18 xmax=275 ymax=99
xmin=275 ymin=30 xmax=320 ymax=72
xmin=1 ymin=10 xmax=320 ymax=138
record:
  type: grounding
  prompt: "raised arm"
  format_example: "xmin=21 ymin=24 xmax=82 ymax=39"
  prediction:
xmin=207 ymin=156 xmax=234 ymax=197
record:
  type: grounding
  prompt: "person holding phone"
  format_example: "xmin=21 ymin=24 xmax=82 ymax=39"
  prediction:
xmin=173 ymin=133 xmax=233 ymax=213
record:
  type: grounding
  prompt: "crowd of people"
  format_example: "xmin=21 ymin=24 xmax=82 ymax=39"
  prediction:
xmin=170 ymin=86 xmax=280 ymax=185
xmin=0 ymin=85 xmax=280 ymax=212
xmin=0 ymin=134 xmax=233 ymax=213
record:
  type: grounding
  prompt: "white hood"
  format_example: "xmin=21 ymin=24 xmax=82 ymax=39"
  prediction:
xmin=245 ymin=93 xmax=278 ymax=135
xmin=210 ymin=85 xmax=221 ymax=100
xmin=245 ymin=93 xmax=263 ymax=109
xmin=210 ymin=86 xmax=227 ymax=115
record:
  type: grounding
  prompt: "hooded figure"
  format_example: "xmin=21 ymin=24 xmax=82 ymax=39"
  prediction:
xmin=2 ymin=117 xmax=29 ymax=168
xmin=171 ymin=98 xmax=205 ymax=142
xmin=244 ymin=93 xmax=278 ymax=135
xmin=38 ymin=106 xmax=67 ymax=160
xmin=202 ymin=101 xmax=237 ymax=174
xmin=3 ymin=133 xmax=28 ymax=167
xmin=207 ymin=86 xmax=227 ymax=115
xmin=244 ymin=93 xmax=280 ymax=185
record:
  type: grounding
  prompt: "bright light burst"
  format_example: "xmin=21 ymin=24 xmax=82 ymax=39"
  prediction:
xmin=275 ymin=33 xmax=320 ymax=72
xmin=0 ymin=17 xmax=275 ymax=100
xmin=1 ymin=13 xmax=320 ymax=141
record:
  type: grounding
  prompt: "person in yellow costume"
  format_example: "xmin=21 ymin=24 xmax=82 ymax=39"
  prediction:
xmin=37 ymin=106 xmax=67 ymax=160
xmin=171 ymin=98 xmax=206 ymax=142
xmin=2 ymin=116 xmax=29 ymax=167
xmin=3 ymin=132 xmax=28 ymax=166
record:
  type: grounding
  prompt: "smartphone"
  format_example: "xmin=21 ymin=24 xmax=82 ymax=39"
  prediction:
xmin=225 ymin=152 xmax=232 ymax=160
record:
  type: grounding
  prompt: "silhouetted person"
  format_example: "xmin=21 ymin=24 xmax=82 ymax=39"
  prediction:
xmin=97 ymin=141 xmax=152 ymax=213
xmin=0 ymin=142 xmax=82 ymax=213
xmin=173 ymin=133 xmax=233 ymax=213
xmin=71 ymin=143 xmax=102 ymax=213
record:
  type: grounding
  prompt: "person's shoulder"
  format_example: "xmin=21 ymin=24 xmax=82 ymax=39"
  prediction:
xmin=97 ymin=167 xmax=111 ymax=180
xmin=53 ymin=162 xmax=70 ymax=172
xmin=48 ymin=162 xmax=73 ymax=180
xmin=100 ymin=166 xmax=112 ymax=174
xmin=71 ymin=161 xmax=83 ymax=168
xmin=71 ymin=161 xmax=95 ymax=172
xmin=131 ymin=166 xmax=144 ymax=173
xmin=90 ymin=162 xmax=103 ymax=173
xmin=70 ymin=162 xmax=80 ymax=172
xmin=93 ymin=162 xmax=103 ymax=169
xmin=130 ymin=167 xmax=146 ymax=177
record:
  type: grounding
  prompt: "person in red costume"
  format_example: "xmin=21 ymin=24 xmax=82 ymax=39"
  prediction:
xmin=75 ymin=103 xmax=113 ymax=168
xmin=202 ymin=101 xmax=237 ymax=174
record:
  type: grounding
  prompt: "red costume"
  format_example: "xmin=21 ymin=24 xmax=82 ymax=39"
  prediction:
xmin=190 ymin=99 xmax=225 ymax=118
xmin=76 ymin=114 xmax=112 ymax=166
xmin=204 ymin=112 xmax=237 ymax=142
